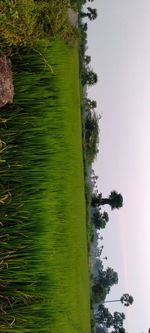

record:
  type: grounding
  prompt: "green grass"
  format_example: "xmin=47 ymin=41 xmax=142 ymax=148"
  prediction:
xmin=0 ymin=40 xmax=91 ymax=333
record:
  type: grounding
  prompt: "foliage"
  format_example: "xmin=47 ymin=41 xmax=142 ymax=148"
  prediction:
xmin=95 ymin=304 xmax=126 ymax=332
xmin=85 ymin=111 xmax=99 ymax=162
xmin=92 ymin=209 xmax=109 ymax=229
xmin=92 ymin=284 xmax=107 ymax=304
xmin=0 ymin=0 xmax=76 ymax=52
xmin=97 ymin=267 xmax=119 ymax=290
xmin=105 ymin=293 xmax=134 ymax=307
xmin=120 ymin=294 xmax=134 ymax=306
xmin=80 ymin=7 xmax=98 ymax=20
xmin=81 ymin=68 xmax=98 ymax=85
xmin=107 ymin=191 xmax=123 ymax=210
xmin=95 ymin=304 xmax=113 ymax=327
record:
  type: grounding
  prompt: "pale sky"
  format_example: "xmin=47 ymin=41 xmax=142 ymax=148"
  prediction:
xmin=87 ymin=1 xmax=150 ymax=332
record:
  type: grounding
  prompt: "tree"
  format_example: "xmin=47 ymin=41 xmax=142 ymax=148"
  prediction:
xmin=92 ymin=191 xmax=123 ymax=210
xmin=85 ymin=111 xmax=99 ymax=162
xmin=84 ymin=55 xmax=91 ymax=65
xmin=100 ymin=267 xmax=118 ymax=289
xmin=120 ymin=293 xmax=134 ymax=306
xmin=95 ymin=267 xmax=118 ymax=293
xmin=95 ymin=306 xmax=126 ymax=332
xmin=113 ymin=312 xmax=125 ymax=331
xmin=105 ymin=293 xmax=134 ymax=307
xmin=80 ymin=7 xmax=98 ymax=21
xmin=85 ymin=97 xmax=97 ymax=110
xmin=95 ymin=304 xmax=114 ymax=327
xmin=92 ymin=210 xmax=109 ymax=229
xmin=82 ymin=69 xmax=98 ymax=86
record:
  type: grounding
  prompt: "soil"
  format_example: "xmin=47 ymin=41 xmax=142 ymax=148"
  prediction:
xmin=0 ymin=56 xmax=14 ymax=108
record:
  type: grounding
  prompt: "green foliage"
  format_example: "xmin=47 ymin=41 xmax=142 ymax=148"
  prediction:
xmin=97 ymin=267 xmax=119 ymax=290
xmin=95 ymin=304 xmax=114 ymax=327
xmin=80 ymin=7 xmax=98 ymax=20
xmin=95 ymin=305 xmax=126 ymax=332
xmin=0 ymin=41 xmax=91 ymax=333
xmin=81 ymin=68 xmax=98 ymax=85
xmin=92 ymin=209 xmax=109 ymax=229
xmin=92 ymin=284 xmax=107 ymax=304
xmin=0 ymin=0 xmax=76 ymax=52
xmin=85 ymin=111 xmax=99 ymax=162
xmin=120 ymin=293 xmax=134 ymax=306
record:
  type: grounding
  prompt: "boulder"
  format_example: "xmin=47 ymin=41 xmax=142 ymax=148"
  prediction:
xmin=68 ymin=8 xmax=78 ymax=28
xmin=0 ymin=56 xmax=14 ymax=108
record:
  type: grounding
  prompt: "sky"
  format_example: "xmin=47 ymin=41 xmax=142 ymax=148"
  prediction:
xmin=86 ymin=1 xmax=150 ymax=332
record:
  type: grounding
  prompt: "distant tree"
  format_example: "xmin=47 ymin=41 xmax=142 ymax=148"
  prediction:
xmin=85 ymin=98 xmax=97 ymax=110
xmin=105 ymin=293 xmax=134 ymax=307
xmin=120 ymin=294 xmax=134 ymax=306
xmin=82 ymin=22 xmax=88 ymax=31
xmin=95 ymin=304 xmax=113 ymax=327
xmin=85 ymin=111 xmax=99 ymax=162
xmin=92 ymin=191 xmax=123 ymax=210
xmin=82 ymin=69 xmax=98 ymax=86
xmin=84 ymin=55 xmax=91 ymax=65
xmin=80 ymin=7 xmax=98 ymax=21
xmin=100 ymin=267 xmax=119 ymax=289
xmin=113 ymin=312 xmax=125 ymax=331
xmin=96 ymin=305 xmax=126 ymax=331
xmin=92 ymin=209 xmax=109 ymax=229
xmin=102 ymin=211 xmax=109 ymax=222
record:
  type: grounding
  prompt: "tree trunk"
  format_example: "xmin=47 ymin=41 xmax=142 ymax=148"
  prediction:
xmin=105 ymin=299 xmax=120 ymax=303
xmin=100 ymin=198 xmax=111 ymax=206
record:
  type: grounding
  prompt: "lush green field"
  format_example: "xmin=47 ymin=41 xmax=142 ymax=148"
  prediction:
xmin=0 ymin=41 xmax=91 ymax=333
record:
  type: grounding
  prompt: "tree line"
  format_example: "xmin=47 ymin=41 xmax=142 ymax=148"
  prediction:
xmin=78 ymin=2 xmax=134 ymax=333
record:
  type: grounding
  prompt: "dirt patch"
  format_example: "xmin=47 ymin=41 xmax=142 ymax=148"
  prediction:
xmin=0 ymin=56 xmax=14 ymax=108
xmin=68 ymin=8 xmax=78 ymax=28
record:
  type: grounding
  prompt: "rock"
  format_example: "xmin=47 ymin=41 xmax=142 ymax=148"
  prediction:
xmin=0 ymin=56 xmax=14 ymax=108
xmin=68 ymin=8 xmax=78 ymax=28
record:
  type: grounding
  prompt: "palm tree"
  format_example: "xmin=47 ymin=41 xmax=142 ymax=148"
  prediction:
xmin=105 ymin=293 xmax=134 ymax=307
xmin=101 ymin=191 xmax=123 ymax=209
xmin=80 ymin=7 xmax=98 ymax=21
xmin=92 ymin=191 xmax=123 ymax=210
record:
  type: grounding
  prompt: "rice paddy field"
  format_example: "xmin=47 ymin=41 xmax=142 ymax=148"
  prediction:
xmin=0 ymin=41 xmax=91 ymax=333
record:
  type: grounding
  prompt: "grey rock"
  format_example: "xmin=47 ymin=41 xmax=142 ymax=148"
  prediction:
xmin=0 ymin=56 xmax=14 ymax=108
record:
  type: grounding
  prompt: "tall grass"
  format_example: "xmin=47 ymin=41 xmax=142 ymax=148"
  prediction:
xmin=0 ymin=41 xmax=91 ymax=333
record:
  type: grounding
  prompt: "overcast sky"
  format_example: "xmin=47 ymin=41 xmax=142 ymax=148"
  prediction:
xmin=87 ymin=1 xmax=150 ymax=332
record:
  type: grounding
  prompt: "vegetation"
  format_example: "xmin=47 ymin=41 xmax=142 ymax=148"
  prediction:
xmin=95 ymin=304 xmax=126 ymax=333
xmin=92 ymin=191 xmax=123 ymax=210
xmin=0 ymin=40 xmax=91 ymax=333
xmin=80 ymin=7 xmax=98 ymax=21
xmin=105 ymin=293 xmax=134 ymax=307
xmin=92 ymin=210 xmax=109 ymax=229
xmin=0 ymin=0 xmax=76 ymax=53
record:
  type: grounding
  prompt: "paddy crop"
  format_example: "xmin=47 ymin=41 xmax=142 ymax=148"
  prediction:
xmin=0 ymin=41 xmax=91 ymax=333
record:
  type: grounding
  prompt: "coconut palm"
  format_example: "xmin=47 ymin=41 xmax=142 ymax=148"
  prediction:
xmin=92 ymin=191 xmax=123 ymax=210
xmin=80 ymin=7 xmax=98 ymax=21
xmin=105 ymin=293 xmax=134 ymax=307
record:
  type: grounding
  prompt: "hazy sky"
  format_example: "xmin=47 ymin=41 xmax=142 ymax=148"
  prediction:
xmin=87 ymin=1 xmax=150 ymax=332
